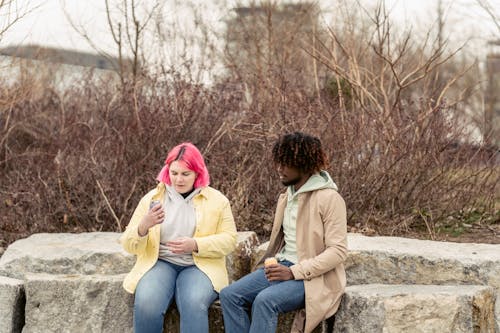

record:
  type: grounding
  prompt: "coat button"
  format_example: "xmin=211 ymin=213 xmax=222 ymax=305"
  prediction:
xmin=306 ymin=272 xmax=311 ymax=276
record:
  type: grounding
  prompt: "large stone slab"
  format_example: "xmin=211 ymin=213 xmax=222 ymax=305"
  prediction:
xmin=258 ymin=234 xmax=500 ymax=330
xmin=5 ymin=232 xmax=500 ymax=332
xmin=334 ymin=284 xmax=496 ymax=333
xmin=0 ymin=232 xmax=259 ymax=332
xmin=0 ymin=231 xmax=258 ymax=283
xmin=0 ymin=232 xmax=134 ymax=279
xmin=346 ymin=233 xmax=500 ymax=330
xmin=0 ymin=276 xmax=25 ymax=333
xmin=257 ymin=235 xmax=500 ymax=287
xmin=23 ymin=273 xmax=133 ymax=333
xmin=346 ymin=234 xmax=500 ymax=287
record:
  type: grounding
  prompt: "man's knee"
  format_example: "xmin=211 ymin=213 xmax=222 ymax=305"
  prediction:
xmin=219 ymin=285 xmax=232 ymax=304
xmin=253 ymin=292 xmax=275 ymax=311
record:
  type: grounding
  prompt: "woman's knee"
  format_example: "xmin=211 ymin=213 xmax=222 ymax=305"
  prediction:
xmin=176 ymin=294 xmax=214 ymax=320
xmin=183 ymin=292 xmax=213 ymax=309
xmin=134 ymin=294 xmax=165 ymax=320
xmin=177 ymin=285 xmax=216 ymax=314
xmin=135 ymin=287 xmax=167 ymax=310
xmin=135 ymin=277 xmax=174 ymax=318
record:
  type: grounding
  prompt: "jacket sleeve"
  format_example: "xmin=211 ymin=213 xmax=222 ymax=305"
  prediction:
xmin=119 ymin=195 xmax=150 ymax=255
xmin=290 ymin=192 xmax=348 ymax=280
xmin=194 ymin=200 xmax=237 ymax=258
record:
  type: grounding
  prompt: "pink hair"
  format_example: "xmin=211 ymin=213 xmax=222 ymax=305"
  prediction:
xmin=156 ymin=142 xmax=210 ymax=188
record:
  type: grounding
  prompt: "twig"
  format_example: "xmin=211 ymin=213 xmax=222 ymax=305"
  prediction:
xmin=95 ymin=179 xmax=122 ymax=232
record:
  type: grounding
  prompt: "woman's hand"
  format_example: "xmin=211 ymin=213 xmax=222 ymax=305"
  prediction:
xmin=165 ymin=237 xmax=198 ymax=254
xmin=265 ymin=264 xmax=295 ymax=281
xmin=137 ymin=203 xmax=165 ymax=237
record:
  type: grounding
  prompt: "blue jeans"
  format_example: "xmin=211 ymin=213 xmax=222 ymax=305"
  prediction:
xmin=133 ymin=259 xmax=218 ymax=333
xmin=219 ymin=260 xmax=305 ymax=333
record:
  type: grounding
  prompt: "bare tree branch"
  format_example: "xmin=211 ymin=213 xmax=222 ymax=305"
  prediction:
xmin=0 ymin=0 xmax=38 ymax=37
xmin=475 ymin=0 xmax=500 ymax=34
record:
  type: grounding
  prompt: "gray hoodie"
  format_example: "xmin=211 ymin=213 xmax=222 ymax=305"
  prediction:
xmin=276 ymin=170 xmax=338 ymax=264
xmin=158 ymin=186 xmax=200 ymax=266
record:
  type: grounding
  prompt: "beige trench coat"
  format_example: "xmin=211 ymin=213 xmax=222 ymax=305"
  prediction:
xmin=257 ymin=188 xmax=348 ymax=333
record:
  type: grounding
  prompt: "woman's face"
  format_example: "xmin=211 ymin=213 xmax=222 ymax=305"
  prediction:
xmin=169 ymin=161 xmax=197 ymax=194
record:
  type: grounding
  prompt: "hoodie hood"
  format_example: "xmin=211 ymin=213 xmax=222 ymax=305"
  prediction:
xmin=288 ymin=170 xmax=338 ymax=198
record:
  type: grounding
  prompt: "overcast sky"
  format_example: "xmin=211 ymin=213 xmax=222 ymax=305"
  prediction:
xmin=1 ymin=0 xmax=499 ymax=57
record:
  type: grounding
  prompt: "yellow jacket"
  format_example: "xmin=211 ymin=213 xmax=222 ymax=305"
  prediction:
xmin=120 ymin=183 xmax=237 ymax=293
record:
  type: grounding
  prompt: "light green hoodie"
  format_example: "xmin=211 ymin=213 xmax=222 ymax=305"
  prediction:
xmin=276 ymin=170 xmax=338 ymax=264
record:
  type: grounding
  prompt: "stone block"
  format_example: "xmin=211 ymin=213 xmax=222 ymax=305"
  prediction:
xmin=0 ymin=233 xmax=134 ymax=279
xmin=346 ymin=233 xmax=500 ymax=330
xmin=0 ymin=232 xmax=257 ymax=283
xmin=0 ymin=276 xmax=25 ymax=333
xmin=346 ymin=234 xmax=500 ymax=287
xmin=22 ymin=273 xmax=133 ymax=333
xmin=4 ymin=232 xmax=500 ymax=332
xmin=334 ymin=284 xmax=496 ymax=333
xmin=6 ymin=231 xmax=259 ymax=333
xmin=251 ymin=241 xmax=269 ymax=268
xmin=226 ymin=231 xmax=259 ymax=282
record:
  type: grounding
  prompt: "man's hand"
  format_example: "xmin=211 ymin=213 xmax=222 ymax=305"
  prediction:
xmin=265 ymin=264 xmax=295 ymax=281
xmin=165 ymin=237 xmax=198 ymax=254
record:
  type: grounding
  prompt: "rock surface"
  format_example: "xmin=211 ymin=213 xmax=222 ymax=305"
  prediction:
xmin=346 ymin=233 xmax=500 ymax=330
xmin=0 ymin=276 xmax=25 ymax=333
xmin=225 ymin=231 xmax=260 ymax=282
xmin=0 ymin=232 xmax=134 ymax=279
xmin=0 ymin=231 xmax=259 ymax=285
xmin=346 ymin=233 xmax=500 ymax=287
xmin=22 ymin=273 xmax=133 ymax=333
xmin=334 ymin=284 xmax=496 ymax=333
xmin=1 ymin=232 xmax=500 ymax=332
xmin=251 ymin=241 xmax=269 ymax=267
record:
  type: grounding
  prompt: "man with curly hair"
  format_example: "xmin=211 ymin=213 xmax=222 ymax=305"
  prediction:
xmin=220 ymin=132 xmax=348 ymax=333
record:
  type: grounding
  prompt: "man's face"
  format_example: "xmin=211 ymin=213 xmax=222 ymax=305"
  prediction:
xmin=276 ymin=164 xmax=305 ymax=187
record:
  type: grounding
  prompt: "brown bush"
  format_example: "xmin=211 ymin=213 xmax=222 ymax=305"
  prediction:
xmin=1 ymin=1 xmax=498 ymax=247
xmin=0 ymin=70 xmax=498 ymax=247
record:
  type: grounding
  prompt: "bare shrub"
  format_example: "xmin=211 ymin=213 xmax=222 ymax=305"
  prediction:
xmin=0 ymin=76 xmax=228 ymax=244
xmin=0 ymin=1 xmax=498 ymax=247
xmin=219 ymin=0 xmax=499 ymax=238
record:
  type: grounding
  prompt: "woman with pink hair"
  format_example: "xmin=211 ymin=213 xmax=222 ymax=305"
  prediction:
xmin=120 ymin=142 xmax=237 ymax=333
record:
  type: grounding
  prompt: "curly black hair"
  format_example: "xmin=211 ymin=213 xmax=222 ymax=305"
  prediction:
xmin=272 ymin=132 xmax=327 ymax=174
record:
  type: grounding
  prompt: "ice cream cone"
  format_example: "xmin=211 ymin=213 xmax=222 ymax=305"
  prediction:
xmin=264 ymin=257 xmax=278 ymax=267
